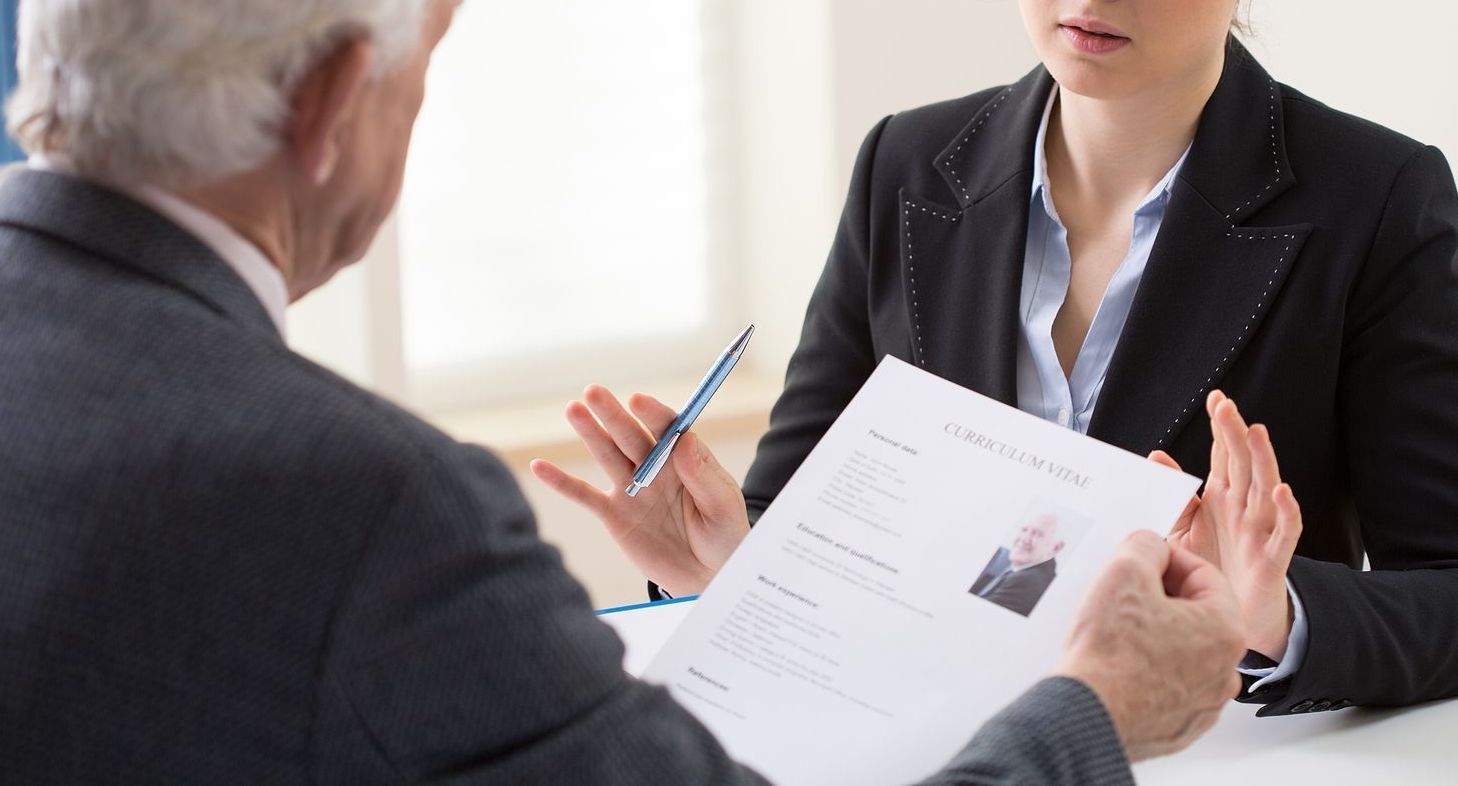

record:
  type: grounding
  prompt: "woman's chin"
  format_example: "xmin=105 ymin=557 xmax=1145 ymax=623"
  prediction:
xmin=1042 ymin=59 xmax=1147 ymax=102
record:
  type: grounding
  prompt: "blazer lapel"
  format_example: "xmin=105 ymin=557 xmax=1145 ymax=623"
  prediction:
xmin=1088 ymin=43 xmax=1313 ymax=453
xmin=901 ymin=67 xmax=1055 ymax=406
xmin=1087 ymin=195 xmax=1311 ymax=453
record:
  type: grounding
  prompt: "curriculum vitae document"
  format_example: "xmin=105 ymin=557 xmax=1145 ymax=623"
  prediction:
xmin=641 ymin=357 xmax=1201 ymax=785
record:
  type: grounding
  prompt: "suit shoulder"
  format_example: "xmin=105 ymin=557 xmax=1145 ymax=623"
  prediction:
xmin=1281 ymin=83 xmax=1429 ymax=170
xmin=838 ymin=83 xmax=1024 ymax=211
xmin=276 ymin=352 xmax=504 ymax=476
xmin=183 ymin=337 xmax=517 ymax=517
xmin=866 ymin=84 xmax=1017 ymax=168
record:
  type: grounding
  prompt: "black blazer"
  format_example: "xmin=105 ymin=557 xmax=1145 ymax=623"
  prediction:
xmin=741 ymin=43 xmax=1458 ymax=717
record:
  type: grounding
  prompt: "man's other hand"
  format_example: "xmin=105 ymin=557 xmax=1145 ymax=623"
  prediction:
xmin=1057 ymin=530 xmax=1244 ymax=762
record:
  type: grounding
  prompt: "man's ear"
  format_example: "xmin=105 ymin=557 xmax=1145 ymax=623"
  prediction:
xmin=289 ymin=39 xmax=375 ymax=186
xmin=1053 ymin=541 xmax=1065 ymax=555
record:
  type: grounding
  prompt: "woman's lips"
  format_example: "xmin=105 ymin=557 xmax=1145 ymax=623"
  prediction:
xmin=1059 ymin=24 xmax=1131 ymax=54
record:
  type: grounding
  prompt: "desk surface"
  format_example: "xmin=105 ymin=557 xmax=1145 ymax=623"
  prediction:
xmin=599 ymin=599 xmax=1458 ymax=783
xmin=1133 ymin=695 xmax=1457 ymax=783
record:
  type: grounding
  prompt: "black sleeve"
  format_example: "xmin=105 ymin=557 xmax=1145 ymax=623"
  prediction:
xmin=1244 ymin=145 xmax=1458 ymax=716
xmin=740 ymin=115 xmax=894 ymax=523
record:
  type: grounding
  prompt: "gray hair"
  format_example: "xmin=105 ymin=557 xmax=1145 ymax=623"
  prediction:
xmin=6 ymin=0 xmax=426 ymax=187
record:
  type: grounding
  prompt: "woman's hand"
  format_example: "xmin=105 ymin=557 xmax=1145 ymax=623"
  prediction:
xmin=529 ymin=385 xmax=751 ymax=598
xmin=1150 ymin=390 xmax=1303 ymax=660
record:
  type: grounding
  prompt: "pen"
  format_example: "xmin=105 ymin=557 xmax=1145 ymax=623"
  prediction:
xmin=626 ymin=323 xmax=755 ymax=497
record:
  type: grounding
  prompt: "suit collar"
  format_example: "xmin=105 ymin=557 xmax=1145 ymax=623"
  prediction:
xmin=906 ymin=41 xmax=1311 ymax=453
xmin=903 ymin=68 xmax=1052 ymax=405
xmin=1086 ymin=44 xmax=1311 ymax=452
xmin=0 ymin=168 xmax=284 ymax=345
xmin=1085 ymin=206 xmax=1312 ymax=453
xmin=934 ymin=66 xmax=1053 ymax=210
xmin=1178 ymin=41 xmax=1296 ymax=226
xmin=933 ymin=40 xmax=1294 ymax=223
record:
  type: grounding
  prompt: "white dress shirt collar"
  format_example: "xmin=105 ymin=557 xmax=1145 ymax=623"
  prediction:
xmin=27 ymin=154 xmax=289 ymax=337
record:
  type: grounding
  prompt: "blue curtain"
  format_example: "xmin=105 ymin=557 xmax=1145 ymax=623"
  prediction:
xmin=1 ymin=0 xmax=23 ymax=162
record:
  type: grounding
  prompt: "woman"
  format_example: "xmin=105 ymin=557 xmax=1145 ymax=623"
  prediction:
xmin=532 ymin=0 xmax=1458 ymax=717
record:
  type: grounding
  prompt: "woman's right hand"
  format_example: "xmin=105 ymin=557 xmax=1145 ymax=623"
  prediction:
xmin=529 ymin=385 xmax=751 ymax=598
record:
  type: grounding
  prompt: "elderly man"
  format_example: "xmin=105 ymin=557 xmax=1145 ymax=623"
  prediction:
xmin=0 ymin=1 xmax=1242 ymax=783
xmin=970 ymin=513 xmax=1066 ymax=616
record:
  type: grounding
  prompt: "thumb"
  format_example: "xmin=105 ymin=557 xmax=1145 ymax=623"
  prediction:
xmin=1098 ymin=530 xmax=1172 ymax=598
xmin=1162 ymin=543 xmax=1234 ymax=607
xmin=628 ymin=393 xmax=679 ymax=439
xmin=671 ymin=432 xmax=744 ymax=523
xmin=1148 ymin=449 xmax=1183 ymax=473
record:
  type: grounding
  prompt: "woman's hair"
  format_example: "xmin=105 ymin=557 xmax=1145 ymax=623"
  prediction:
xmin=1231 ymin=0 xmax=1255 ymax=36
xmin=5 ymin=0 xmax=426 ymax=188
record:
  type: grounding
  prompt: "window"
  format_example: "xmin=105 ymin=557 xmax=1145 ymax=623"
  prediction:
xmin=288 ymin=0 xmax=839 ymax=434
xmin=393 ymin=0 xmax=736 ymax=412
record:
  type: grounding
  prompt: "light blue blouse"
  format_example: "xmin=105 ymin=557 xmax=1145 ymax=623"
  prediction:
xmin=1016 ymin=88 xmax=1189 ymax=435
xmin=1016 ymin=87 xmax=1305 ymax=689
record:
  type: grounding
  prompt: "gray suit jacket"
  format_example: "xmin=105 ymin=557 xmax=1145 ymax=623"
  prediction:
xmin=0 ymin=169 xmax=1131 ymax=784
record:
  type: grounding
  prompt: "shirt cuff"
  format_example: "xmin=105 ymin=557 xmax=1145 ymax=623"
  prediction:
xmin=1237 ymin=576 xmax=1308 ymax=692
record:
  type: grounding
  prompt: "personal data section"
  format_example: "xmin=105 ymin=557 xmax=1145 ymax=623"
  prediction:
xmin=643 ymin=357 xmax=1200 ymax=786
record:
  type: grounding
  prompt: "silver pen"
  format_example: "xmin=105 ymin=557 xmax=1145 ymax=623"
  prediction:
xmin=626 ymin=323 xmax=755 ymax=497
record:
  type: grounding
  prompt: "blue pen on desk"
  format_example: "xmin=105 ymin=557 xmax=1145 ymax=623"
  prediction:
xmin=626 ymin=323 xmax=755 ymax=497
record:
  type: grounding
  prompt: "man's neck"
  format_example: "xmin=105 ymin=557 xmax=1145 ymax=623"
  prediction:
xmin=178 ymin=172 xmax=301 ymax=300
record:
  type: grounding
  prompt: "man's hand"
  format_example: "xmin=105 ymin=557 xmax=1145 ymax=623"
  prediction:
xmin=1057 ymin=531 xmax=1244 ymax=762
xmin=530 ymin=386 xmax=751 ymax=597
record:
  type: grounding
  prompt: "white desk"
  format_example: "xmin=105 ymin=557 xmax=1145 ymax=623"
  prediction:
xmin=1132 ymin=695 xmax=1457 ymax=783
xmin=599 ymin=599 xmax=1458 ymax=784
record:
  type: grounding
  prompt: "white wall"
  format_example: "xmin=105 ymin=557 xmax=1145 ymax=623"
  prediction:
xmin=824 ymin=1 xmax=1458 ymax=189
xmin=1240 ymin=0 xmax=1458 ymax=158
xmin=828 ymin=0 xmax=1037 ymax=189
xmin=731 ymin=0 xmax=841 ymax=383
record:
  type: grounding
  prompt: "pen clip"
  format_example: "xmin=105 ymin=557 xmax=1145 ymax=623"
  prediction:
xmin=626 ymin=431 xmax=681 ymax=497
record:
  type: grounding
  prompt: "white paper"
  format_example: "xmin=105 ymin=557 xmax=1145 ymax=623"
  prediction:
xmin=597 ymin=599 xmax=699 ymax=676
xmin=642 ymin=357 xmax=1200 ymax=785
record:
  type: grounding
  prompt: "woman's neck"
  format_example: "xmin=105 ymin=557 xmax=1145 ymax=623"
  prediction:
xmin=1046 ymin=64 xmax=1224 ymax=209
